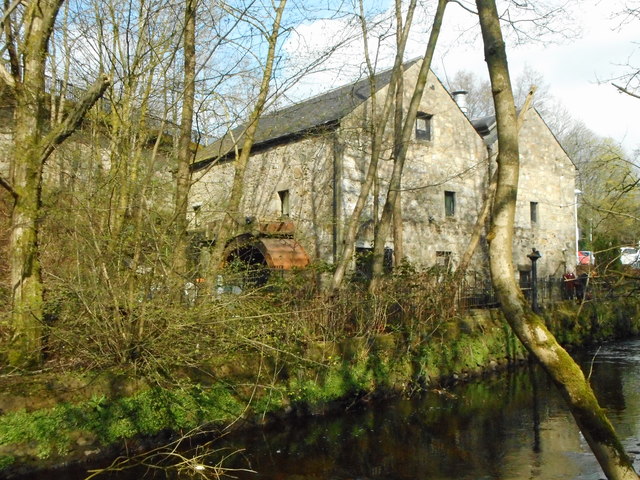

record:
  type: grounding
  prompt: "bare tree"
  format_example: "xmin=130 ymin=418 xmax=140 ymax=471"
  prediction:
xmin=448 ymin=69 xmax=493 ymax=118
xmin=611 ymin=2 xmax=640 ymax=99
xmin=576 ymin=139 xmax=640 ymax=258
xmin=172 ymin=0 xmax=197 ymax=277
xmin=476 ymin=0 xmax=639 ymax=478
xmin=0 ymin=0 xmax=109 ymax=368
xmin=329 ymin=0 xmax=419 ymax=293
xmin=207 ymin=0 xmax=288 ymax=271
xmin=368 ymin=0 xmax=448 ymax=291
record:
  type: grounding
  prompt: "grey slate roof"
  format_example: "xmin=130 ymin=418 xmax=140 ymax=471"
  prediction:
xmin=471 ymin=115 xmax=498 ymax=146
xmin=194 ymin=59 xmax=421 ymax=167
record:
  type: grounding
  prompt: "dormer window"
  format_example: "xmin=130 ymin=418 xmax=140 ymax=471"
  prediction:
xmin=415 ymin=112 xmax=432 ymax=141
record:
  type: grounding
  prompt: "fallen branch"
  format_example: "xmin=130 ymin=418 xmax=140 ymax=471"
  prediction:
xmin=39 ymin=73 xmax=111 ymax=165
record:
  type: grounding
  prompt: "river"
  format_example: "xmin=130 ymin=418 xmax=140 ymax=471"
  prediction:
xmin=23 ymin=339 xmax=640 ymax=479
xmin=211 ymin=339 xmax=640 ymax=480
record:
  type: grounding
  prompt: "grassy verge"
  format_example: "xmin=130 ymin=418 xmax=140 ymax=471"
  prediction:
xmin=1 ymin=282 xmax=639 ymax=474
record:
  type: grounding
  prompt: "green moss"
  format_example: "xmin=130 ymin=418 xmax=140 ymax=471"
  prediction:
xmin=544 ymin=300 xmax=640 ymax=346
xmin=250 ymin=385 xmax=287 ymax=416
xmin=3 ymin=296 xmax=640 ymax=472
xmin=0 ymin=384 xmax=243 ymax=462
xmin=0 ymin=455 xmax=15 ymax=469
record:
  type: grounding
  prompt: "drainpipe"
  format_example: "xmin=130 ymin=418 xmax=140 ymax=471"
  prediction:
xmin=574 ymin=189 xmax=581 ymax=266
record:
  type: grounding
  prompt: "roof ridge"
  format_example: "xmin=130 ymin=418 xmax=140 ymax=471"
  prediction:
xmin=194 ymin=57 xmax=423 ymax=165
xmin=263 ymin=57 xmax=422 ymax=118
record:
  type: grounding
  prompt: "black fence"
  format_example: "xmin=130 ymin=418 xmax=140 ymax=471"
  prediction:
xmin=457 ymin=275 xmax=569 ymax=311
xmin=187 ymin=263 xmax=634 ymax=313
xmin=458 ymin=277 xmax=499 ymax=310
xmin=457 ymin=273 xmax=638 ymax=312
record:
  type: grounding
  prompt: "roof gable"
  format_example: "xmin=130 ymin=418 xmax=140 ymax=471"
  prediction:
xmin=471 ymin=108 xmax=575 ymax=167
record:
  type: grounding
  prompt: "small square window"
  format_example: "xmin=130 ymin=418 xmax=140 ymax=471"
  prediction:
xmin=444 ymin=191 xmax=456 ymax=217
xmin=530 ymin=201 xmax=538 ymax=224
xmin=415 ymin=112 xmax=432 ymax=141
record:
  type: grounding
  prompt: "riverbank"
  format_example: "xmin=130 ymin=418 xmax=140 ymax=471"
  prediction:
xmin=1 ymin=298 xmax=639 ymax=477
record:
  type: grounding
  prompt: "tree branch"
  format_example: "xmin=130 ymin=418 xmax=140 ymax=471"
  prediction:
xmin=612 ymin=82 xmax=640 ymax=99
xmin=0 ymin=0 xmax=24 ymax=30
xmin=0 ymin=174 xmax=17 ymax=199
xmin=449 ymin=0 xmax=478 ymax=15
xmin=39 ymin=74 xmax=110 ymax=165
xmin=0 ymin=64 xmax=15 ymax=88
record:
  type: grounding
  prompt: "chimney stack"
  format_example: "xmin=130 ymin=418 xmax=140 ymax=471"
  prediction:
xmin=452 ymin=90 xmax=469 ymax=115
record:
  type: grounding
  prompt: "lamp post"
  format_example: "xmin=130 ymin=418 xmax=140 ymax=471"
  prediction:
xmin=527 ymin=248 xmax=542 ymax=313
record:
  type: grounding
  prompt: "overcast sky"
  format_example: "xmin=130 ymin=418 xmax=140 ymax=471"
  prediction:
xmin=282 ymin=0 xmax=639 ymax=155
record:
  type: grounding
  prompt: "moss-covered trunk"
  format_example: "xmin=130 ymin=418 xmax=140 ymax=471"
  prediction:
xmin=475 ymin=0 xmax=639 ymax=478
xmin=5 ymin=0 xmax=109 ymax=368
xmin=7 ymin=0 xmax=62 ymax=368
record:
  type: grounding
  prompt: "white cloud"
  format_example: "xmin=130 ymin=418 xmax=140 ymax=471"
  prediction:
xmin=280 ymin=0 xmax=640 ymax=153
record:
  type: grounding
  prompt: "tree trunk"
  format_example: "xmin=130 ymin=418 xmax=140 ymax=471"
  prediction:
xmin=329 ymin=0 xmax=418 ymax=294
xmin=208 ymin=0 xmax=287 ymax=272
xmin=369 ymin=0 xmax=447 ymax=292
xmin=172 ymin=0 xmax=197 ymax=278
xmin=4 ymin=0 xmax=109 ymax=368
xmin=475 ymin=1 xmax=639 ymax=478
xmin=7 ymin=0 xmax=63 ymax=368
xmin=391 ymin=0 xmax=405 ymax=267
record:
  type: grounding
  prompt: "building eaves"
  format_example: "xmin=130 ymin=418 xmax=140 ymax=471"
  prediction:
xmin=470 ymin=109 xmax=576 ymax=169
xmin=471 ymin=114 xmax=497 ymax=146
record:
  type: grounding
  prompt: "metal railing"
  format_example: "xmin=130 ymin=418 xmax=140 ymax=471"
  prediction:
xmin=458 ymin=276 xmax=566 ymax=311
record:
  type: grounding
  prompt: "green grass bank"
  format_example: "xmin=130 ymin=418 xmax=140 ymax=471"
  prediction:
xmin=1 ymin=298 xmax=639 ymax=476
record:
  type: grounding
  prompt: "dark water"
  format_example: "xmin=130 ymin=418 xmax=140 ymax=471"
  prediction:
xmin=212 ymin=340 xmax=640 ymax=480
xmin=28 ymin=339 xmax=640 ymax=479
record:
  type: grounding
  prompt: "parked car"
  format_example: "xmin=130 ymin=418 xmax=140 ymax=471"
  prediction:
xmin=620 ymin=247 xmax=640 ymax=268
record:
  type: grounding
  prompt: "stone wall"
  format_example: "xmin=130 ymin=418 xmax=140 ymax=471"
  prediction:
xmin=514 ymin=109 xmax=577 ymax=279
xmin=189 ymin=133 xmax=337 ymax=262
xmin=336 ymin=66 xmax=490 ymax=272
xmin=190 ymin=63 xmax=577 ymax=280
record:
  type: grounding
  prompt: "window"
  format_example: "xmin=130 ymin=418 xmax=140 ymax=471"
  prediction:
xmin=444 ymin=191 xmax=456 ymax=217
xmin=355 ymin=248 xmax=373 ymax=280
xmin=530 ymin=201 xmax=538 ymax=224
xmin=354 ymin=247 xmax=393 ymax=280
xmin=415 ymin=112 xmax=432 ymax=141
xmin=436 ymin=251 xmax=452 ymax=270
xmin=278 ymin=190 xmax=290 ymax=217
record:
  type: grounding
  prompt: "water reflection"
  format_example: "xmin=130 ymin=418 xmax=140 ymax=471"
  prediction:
xmin=215 ymin=339 xmax=640 ymax=480
xmin=21 ymin=340 xmax=640 ymax=479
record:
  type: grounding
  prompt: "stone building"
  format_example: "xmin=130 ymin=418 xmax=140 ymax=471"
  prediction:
xmin=189 ymin=59 xmax=577 ymax=284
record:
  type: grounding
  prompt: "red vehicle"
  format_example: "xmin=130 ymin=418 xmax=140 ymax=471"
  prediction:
xmin=578 ymin=250 xmax=595 ymax=265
